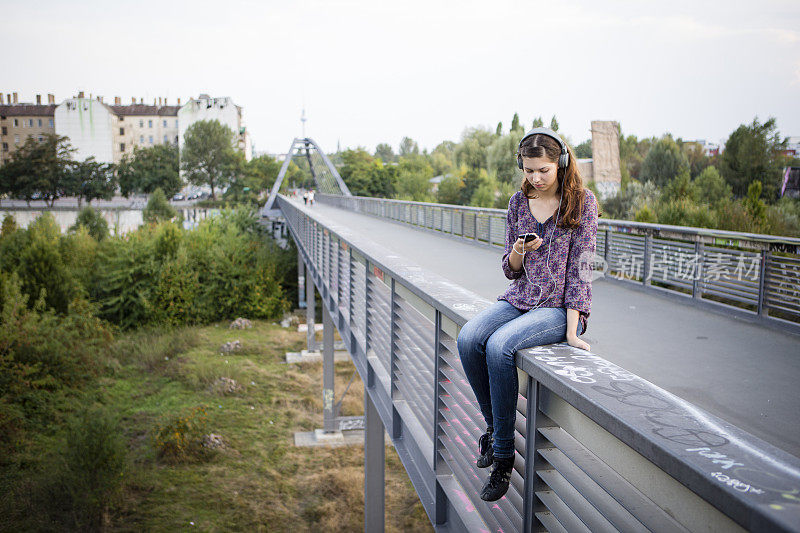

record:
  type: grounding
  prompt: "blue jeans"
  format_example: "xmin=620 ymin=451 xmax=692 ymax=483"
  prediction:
xmin=457 ymin=301 xmax=584 ymax=458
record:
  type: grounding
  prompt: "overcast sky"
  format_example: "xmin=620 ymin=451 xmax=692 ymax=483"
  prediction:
xmin=2 ymin=0 xmax=798 ymax=155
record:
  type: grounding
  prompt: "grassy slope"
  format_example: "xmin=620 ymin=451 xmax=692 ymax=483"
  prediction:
xmin=101 ymin=321 xmax=431 ymax=532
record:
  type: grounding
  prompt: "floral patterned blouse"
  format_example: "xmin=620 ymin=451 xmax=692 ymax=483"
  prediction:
xmin=498 ymin=188 xmax=599 ymax=332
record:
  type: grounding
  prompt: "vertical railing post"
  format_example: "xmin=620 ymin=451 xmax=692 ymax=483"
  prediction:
xmin=473 ymin=212 xmax=478 ymax=240
xmin=643 ymin=232 xmax=652 ymax=286
xmin=306 ymin=263 xmax=316 ymax=352
xmin=364 ymin=389 xmax=385 ymax=533
xmin=604 ymin=228 xmax=611 ymax=263
xmin=389 ymin=278 xmax=401 ymax=439
xmin=432 ymin=310 xmax=447 ymax=525
xmin=758 ymin=249 xmax=769 ymax=316
xmin=364 ymin=260 xmax=371 ymax=356
xmin=523 ymin=375 xmax=542 ymax=532
xmin=322 ymin=300 xmax=336 ymax=432
xmin=487 ymin=215 xmax=492 ymax=246
xmin=692 ymin=240 xmax=703 ymax=299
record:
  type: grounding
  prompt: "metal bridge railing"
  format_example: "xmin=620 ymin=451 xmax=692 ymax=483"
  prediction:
xmin=278 ymin=194 xmax=800 ymax=532
xmin=317 ymin=193 xmax=800 ymax=333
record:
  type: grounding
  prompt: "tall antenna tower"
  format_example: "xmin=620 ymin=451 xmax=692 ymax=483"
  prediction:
xmin=301 ymin=107 xmax=307 ymax=138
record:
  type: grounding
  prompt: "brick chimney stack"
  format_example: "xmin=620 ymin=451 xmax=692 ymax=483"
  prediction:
xmin=36 ymin=94 xmax=41 ymax=105
xmin=0 ymin=94 xmax=4 ymax=105
xmin=114 ymin=96 xmax=121 ymax=105
xmin=12 ymin=92 xmax=18 ymax=104
xmin=177 ymin=97 xmax=181 ymax=105
xmin=78 ymin=91 xmax=85 ymax=98
xmin=48 ymin=94 xmax=55 ymax=104
xmin=140 ymin=97 xmax=143 ymax=104
xmin=131 ymin=97 xmax=135 ymax=104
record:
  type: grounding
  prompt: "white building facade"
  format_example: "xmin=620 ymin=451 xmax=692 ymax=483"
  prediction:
xmin=178 ymin=95 xmax=252 ymax=161
xmin=54 ymin=98 xmax=115 ymax=163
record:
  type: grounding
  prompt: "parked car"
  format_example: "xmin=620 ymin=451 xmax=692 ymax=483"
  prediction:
xmin=172 ymin=193 xmax=185 ymax=201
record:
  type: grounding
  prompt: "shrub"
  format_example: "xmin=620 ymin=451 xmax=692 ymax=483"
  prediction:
xmin=58 ymin=408 xmax=127 ymax=529
xmin=70 ymin=206 xmax=109 ymax=241
xmin=143 ymin=187 xmax=176 ymax=224
xmin=152 ymin=405 xmax=210 ymax=462
xmin=0 ymin=213 xmax=17 ymax=238
xmin=634 ymin=204 xmax=657 ymax=223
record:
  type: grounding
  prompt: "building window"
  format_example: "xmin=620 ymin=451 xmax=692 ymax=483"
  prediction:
xmin=120 ymin=127 xmax=125 ymax=135
xmin=1 ymin=126 xmax=6 ymax=135
xmin=148 ymin=135 xmax=153 ymax=144
xmin=174 ymin=135 xmax=179 ymax=144
xmin=38 ymin=136 xmax=43 ymax=142
xmin=163 ymin=134 xmax=168 ymax=144
xmin=29 ymin=119 xmax=34 ymax=127
xmin=14 ymin=135 xmax=20 ymax=144
xmin=120 ymin=143 xmax=125 ymax=152
xmin=2 ymin=143 xmax=7 ymax=151
xmin=49 ymin=119 xmax=54 ymax=127
xmin=140 ymin=135 xmax=144 ymax=144
xmin=13 ymin=119 xmax=18 ymax=127
xmin=163 ymin=120 xmax=167 ymax=128
xmin=148 ymin=120 xmax=153 ymax=128
xmin=139 ymin=120 xmax=144 ymax=127
xmin=175 ymin=119 xmax=178 ymax=128
xmin=38 ymin=119 xmax=42 ymax=127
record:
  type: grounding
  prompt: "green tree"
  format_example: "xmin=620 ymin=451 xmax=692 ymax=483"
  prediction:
xmin=1 ymin=213 xmax=17 ymax=238
xmin=532 ymin=117 xmax=544 ymax=128
xmin=455 ymin=127 xmax=495 ymax=170
xmin=694 ymin=166 xmax=732 ymax=206
xmin=0 ymin=134 xmax=75 ymax=206
xmin=436 ymin=175 xmax=465 ymax=205
xmin=68 ymin=157 xmax=117 ymax=206
xmin=487 ymin=130 xmax=524 ymax=185
xmin=575 ymin=139 xmax=592 ymax=159
xmin=396 ymin=156 xmax=433 ymax=201
xmin=641 ymin=135 xmax=689 ymax=186
xmin=743 ymin=180 xmax=767 ymax=229
xmin=510 ymin=113 xmax=521 ymax=132
xmin=461 ymin=168 xmax=491 ymax=205
xmin=549 ymin=115 xmax=559 ymax=132
xmin=662 ymin=169 xmax=699 ymax=202
xmin=682 ymin=142 xmax=711 ymax=178
xmin=143 ymin=188 xmax=177 ymax=224
xmin=720 ymin=117 xmax=786 ymax=199
xmin=399 ymin=137 xmax=420 ymax=157
xmin=117 ymin=144 xmax=181 ymax=198
xmin=495 ymin=122 xmax=503 ymax=136
xmin=181 ymin=120 xmax=239 ymax=199
xmin=374 ymin=143 xmax=396 ymax=163
xmin=70 ymin=207 xmax=109 ymax=241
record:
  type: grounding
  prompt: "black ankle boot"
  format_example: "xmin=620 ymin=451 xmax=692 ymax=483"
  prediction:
xmin=480 ymin=455 xmax=514 ymax=501
xmin=477 ymin=430 xmax=494 ymax=468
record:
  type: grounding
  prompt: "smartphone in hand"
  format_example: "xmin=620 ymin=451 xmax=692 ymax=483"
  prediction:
xmin=519 ymin=233 xmax=540 ymax=243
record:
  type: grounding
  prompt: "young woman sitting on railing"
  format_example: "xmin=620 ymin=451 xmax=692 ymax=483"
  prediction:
xmin=457 ymin=128 xmax=598 ymax=502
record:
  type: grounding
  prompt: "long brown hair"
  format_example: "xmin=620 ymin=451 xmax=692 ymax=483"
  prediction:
xmin=519 ymin=133 xmax=585 ymax=229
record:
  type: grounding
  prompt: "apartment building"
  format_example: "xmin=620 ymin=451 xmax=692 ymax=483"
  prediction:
xmin=0 ymin=92 xmax=57 ymax=165
xmin=178 ymin=94 xmax=252 ymax=161
xmin=109 ymin=97 xmax=180 ymax=162
xmin=55 ymin=94 xmax=181 ymax=164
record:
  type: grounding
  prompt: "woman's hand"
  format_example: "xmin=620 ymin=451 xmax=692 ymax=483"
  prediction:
xmin=514 ymin=235 xmax=543 ymax=254
xmin=566 ymin=333 xmax=590 ymax=352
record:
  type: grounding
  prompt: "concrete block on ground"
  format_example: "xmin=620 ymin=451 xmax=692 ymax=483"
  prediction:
xmin=285 ymin=350 xmax=351 ymax=363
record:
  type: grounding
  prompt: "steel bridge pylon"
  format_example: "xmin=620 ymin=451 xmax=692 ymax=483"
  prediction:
xmin=260 ymin=137 xmax=352 ymax=218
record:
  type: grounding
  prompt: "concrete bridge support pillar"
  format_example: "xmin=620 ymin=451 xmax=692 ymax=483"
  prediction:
xmin=298 ymin=249 xmax=306 ymax=309
xmin=322 ymin=303 xmax=336 ymax=433
xmin=364 ymin=390 xmax=385 ymax=533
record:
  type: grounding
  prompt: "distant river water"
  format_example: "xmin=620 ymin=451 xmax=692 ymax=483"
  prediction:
xmin=0 ymin=207 xmax=214 ymax=234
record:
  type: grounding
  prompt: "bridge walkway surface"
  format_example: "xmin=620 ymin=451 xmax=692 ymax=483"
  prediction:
xmin=298 ymin=198 xmax=800 ymax=459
